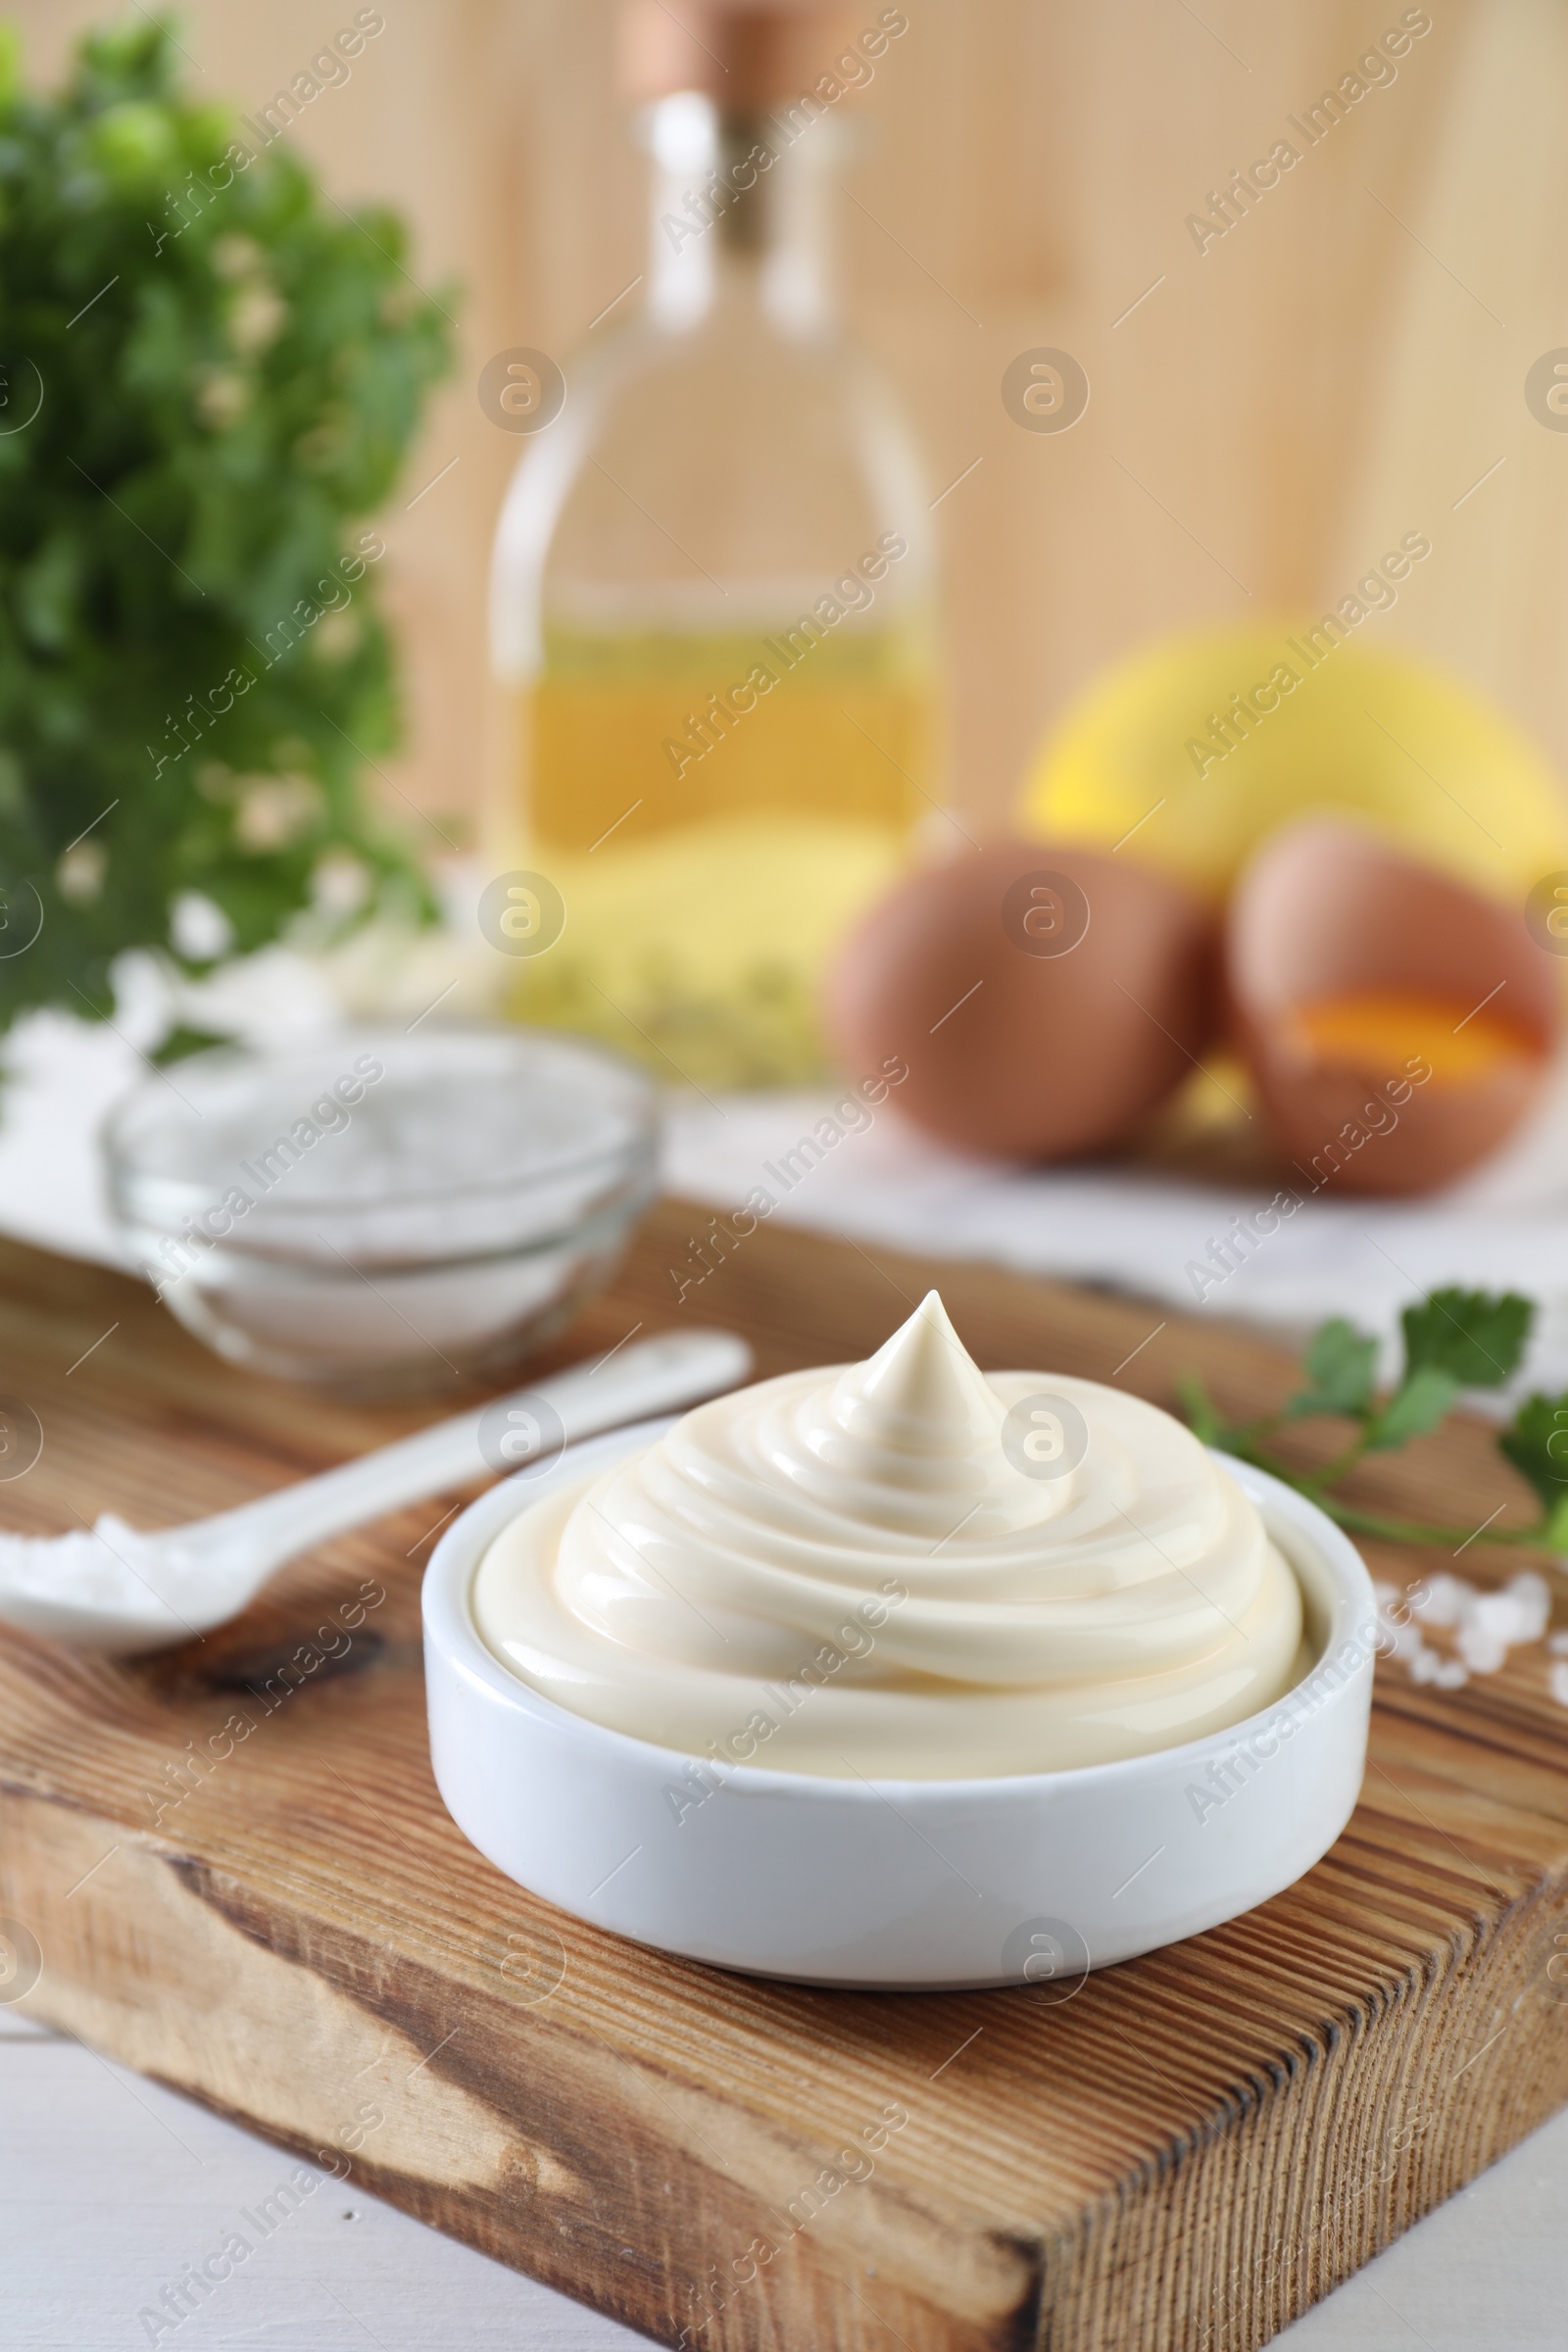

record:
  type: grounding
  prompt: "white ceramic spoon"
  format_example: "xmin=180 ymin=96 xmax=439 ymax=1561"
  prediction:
xmin=0 ymin=1328 xmax=751 ymax=1655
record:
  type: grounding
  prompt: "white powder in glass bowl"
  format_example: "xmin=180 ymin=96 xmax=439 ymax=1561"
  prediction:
xmin=102 ymin=1024 xmax=658 ymax=1393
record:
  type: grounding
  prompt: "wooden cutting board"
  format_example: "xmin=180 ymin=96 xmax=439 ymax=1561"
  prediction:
xmin=3 ymin=1200 xmax=1568 ymax=2352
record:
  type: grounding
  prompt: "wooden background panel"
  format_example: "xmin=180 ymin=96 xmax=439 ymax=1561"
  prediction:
xmin=11 ymin=0 xmax=1562 ymax=845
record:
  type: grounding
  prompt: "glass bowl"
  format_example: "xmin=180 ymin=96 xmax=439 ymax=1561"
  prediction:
xmin=103 ymin=1024 xmax=659 ymax=1395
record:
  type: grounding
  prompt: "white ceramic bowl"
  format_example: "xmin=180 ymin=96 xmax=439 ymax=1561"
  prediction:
xmin=422 ymin=1420 xmax=1378 ymax=1989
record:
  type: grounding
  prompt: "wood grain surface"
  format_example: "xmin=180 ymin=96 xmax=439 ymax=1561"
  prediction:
xmin=3 ymin=1200 xmax=1568 ymax=2352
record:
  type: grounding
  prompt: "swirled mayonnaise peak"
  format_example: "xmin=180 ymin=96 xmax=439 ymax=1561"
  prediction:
xmin=471 ymin=1292 xmax=1306 ymax=1779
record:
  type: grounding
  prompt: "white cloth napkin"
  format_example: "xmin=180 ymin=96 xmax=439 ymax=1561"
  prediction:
xmin=8 ymin=1002 xmax=1568 ymax=1397
xmin=662 ymin=1068 xmax=1568 ymax=1396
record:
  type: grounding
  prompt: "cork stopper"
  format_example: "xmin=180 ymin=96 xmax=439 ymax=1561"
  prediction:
xmin=621 ymin=0 xmax=863 ymax=109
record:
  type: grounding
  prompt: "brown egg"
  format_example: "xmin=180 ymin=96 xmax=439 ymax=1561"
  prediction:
xmin=1226 ymin=819 xmax=1560 ymax=1196
xmin=825 ymin=840 xmax=1218 ymax=1160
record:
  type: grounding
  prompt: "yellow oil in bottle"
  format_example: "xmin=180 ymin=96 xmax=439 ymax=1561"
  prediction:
xmin=504 ymin=612 xmax=937 ymax=1089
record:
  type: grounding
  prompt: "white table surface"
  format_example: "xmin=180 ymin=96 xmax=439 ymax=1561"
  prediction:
xmin=5 ymin=993 xmax=1568 ymax=2346
xmin=5 ymin=1996 xmax=1568 ymax=2350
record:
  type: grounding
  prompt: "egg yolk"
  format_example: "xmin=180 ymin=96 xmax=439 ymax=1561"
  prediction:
xmin=1287 ymin=988 xmax=1540 ymax=1085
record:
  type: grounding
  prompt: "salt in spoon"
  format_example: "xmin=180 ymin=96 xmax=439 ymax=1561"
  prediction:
xmin=0 ymin=1327 xmax=751 ymax=1655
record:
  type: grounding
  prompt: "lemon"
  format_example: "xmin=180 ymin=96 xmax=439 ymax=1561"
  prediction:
xmin=1018 ymin=625 xmax=1568 ymax=907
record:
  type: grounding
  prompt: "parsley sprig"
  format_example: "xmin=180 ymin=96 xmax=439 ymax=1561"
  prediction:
xmin=1180 ymin=1289 xmax=1568 ymax=1553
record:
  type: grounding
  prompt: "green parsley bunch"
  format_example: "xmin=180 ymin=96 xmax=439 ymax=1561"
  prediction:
xmin=0 ymin=15 xmax=452 ymax=1038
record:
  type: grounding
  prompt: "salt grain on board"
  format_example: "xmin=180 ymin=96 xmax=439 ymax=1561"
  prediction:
xmin=1374 ymin=1569 xmax=1561 ymax=1698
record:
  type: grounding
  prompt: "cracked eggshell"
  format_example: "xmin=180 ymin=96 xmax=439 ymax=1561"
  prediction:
xmin=824 ymin=840 xmax=1219 ymax=1162
xmin=1226 ymin=818 xmax=1560 ymax=1195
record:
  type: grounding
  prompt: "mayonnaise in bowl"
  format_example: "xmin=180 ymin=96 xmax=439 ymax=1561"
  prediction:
xmin=470 ymin=1292 xmax=1306 ymax=1779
